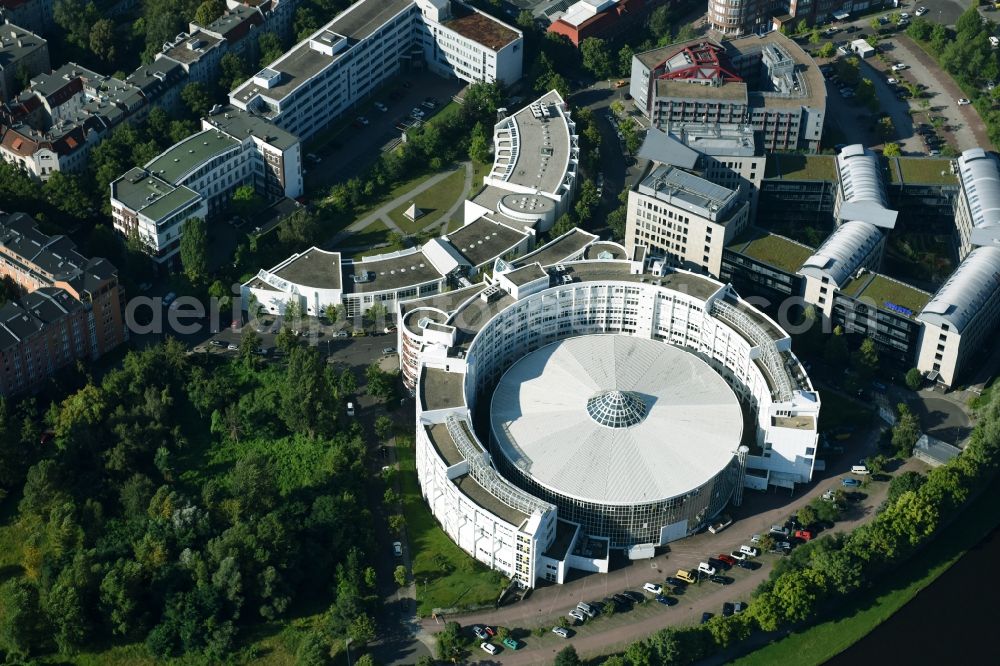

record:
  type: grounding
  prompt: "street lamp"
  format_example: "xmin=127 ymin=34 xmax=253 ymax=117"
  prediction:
xmin=345 ymin=637 xmax=352 ymax=666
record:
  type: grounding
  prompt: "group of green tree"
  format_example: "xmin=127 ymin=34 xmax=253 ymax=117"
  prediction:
xmin=0 ymin=339 xmax=393 ymax=661
xmin=600 ymin=383 xmax=1000 ymax=665
xmin=906 ymin=8 xmax=1000 ymax=147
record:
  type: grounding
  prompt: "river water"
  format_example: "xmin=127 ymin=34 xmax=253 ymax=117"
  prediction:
xmin=827 ymin=522 xmax=999 ymax=664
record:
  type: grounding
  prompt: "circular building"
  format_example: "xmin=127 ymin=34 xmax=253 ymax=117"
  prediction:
xmin=490 ymin=335 xmax=744 ymax=548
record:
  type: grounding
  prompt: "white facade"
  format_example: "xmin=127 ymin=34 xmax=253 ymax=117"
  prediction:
xmin=230 ymin=0 xmax=523 ymax=141
xmin=405 ymin=245 xmax=819 ymax=586
xmin=955 ymin=148 xmax=1000 ymax=260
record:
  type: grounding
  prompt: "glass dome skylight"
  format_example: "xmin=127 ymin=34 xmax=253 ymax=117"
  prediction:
xmin=586 ymin=390 xmax=647 ymax=428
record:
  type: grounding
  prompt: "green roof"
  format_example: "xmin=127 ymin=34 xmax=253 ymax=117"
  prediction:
xmin=895 ymin=158 xmax=958 ymax=185
xmin=764 ymin=154 xmax=837 ymax=181
xmin=145 ymin=130 xmax=240 ymax=183
xmin=111 ymin=168 xmax=201 ymax=220
xmin=728 ymin=227 xmax=814 ymax=273
xmin=842 ymin=272 xmax=932 ymax=317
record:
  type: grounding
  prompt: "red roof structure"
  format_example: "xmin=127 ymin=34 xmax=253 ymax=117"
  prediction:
xmin=653 ymin=42 xmax=742 ymax=84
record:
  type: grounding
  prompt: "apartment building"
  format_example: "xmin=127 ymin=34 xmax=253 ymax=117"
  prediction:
xmin=0 ymin=21 xmax=48 ymax=101
xmin=111 ymin=106 xmax=301 ymax=265
xmin=0 ymin=0 xmax=54 ymax=35
xmin=547 ymin=0 xmax=670 ymax=47
xmin=630 ymin=32 xmax=825 ymax=152
xmin=0 ymin=211 xmax=126 ymax=396
xmin=230 ymin=0 xmax=522 ymax=140
xmin=625 ymin=163 xmax=750 ymax=276
xmin=954 ymin=148 xmax=1000 ymax=260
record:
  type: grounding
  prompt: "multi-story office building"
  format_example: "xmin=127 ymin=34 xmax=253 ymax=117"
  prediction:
xmin=229 ymin=0 xmax=522 ymax=141
xmin=630 ymin=32 xmax=825 ymax=152
xmin=0 ymin=211 xmax=126 ymax=396
xmin=110 ymin=106 xmax=301 ymax=265
xmin=405 ymin=236 xmax=818 ymax=584
xmin=624 ymin=163 xmax=751 ymax=276
xmin=465 ymin=90 xmax=579 ymax=233
xmin=0 ymin=21 xmax=48 ymax=101
xmin=916 ymin=247 xmax=1000 ymax=386
xmin=156 ymin=3 xmax=265 ymax=84
xmin=546 ymin=0 xmax=669 ymax=47
xmin=708 ymin=0 xmax=879 ymax=37
xmin=954 ymin=147 xmax=1000 ymax=260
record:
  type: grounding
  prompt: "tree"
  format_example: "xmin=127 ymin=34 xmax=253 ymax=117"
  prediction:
xmin=580 ymin=37 xmax=613 ymax=79
xmin=435 ymin=621 xmax=464 ymax=661
xmin=855 ymin=79 xmax=878 ymax=110
xmin=905 ymin=367 xmax=923 ymax=390
xmin=0 ymin=578 xmax=47 ymax=657
xmin=393 ymin=565 xmax=407 ymax=587
xmin=817 ymin=42 xmax=836 ymax=58
xmin=275 ymin=325 xmax=299 ymax=355
xmin=339 ymin=368 xmax=357 ymax=396
xmin=220 ymin=52 xmax=249 ymax=92
xmin=877 ymin=116 xmax=896 ymax=142
xmin=468 ymin=121 xmax=490 ymax=163
xmin=892 ymin=402 xmax=921 ymax=455
xmin=277 ymin=208 xmax=320 ymax=248
xmin=888 ymin=470 xmax=926 ymax=504
xmin=232 ymin=183 xmax=263 ymax=219
xmin=295 ymin=630 xmax=329 ymax=666
xmin=240 ymin=326 xmax=261 ymax=364
xmin=883 ymin=142 xmax=902 ymax=157
xmin=864 ymin=453 xmax=889 ymax=477
xmin=366 ymin=363 xmax=397 ymax=402
xmin=89 ymin=18 xmax=116 ymax=62
xmin=809 ymin=28 xmax=822 ymax=45
xmin=282 ymin=346 xmax=335 ymax=437
xmin=649 ymin=6 xmax=671 ymax=39
xmin=44 ymin=171 xmax=93 ymax=219
xmin=195 ymin=0 xmax=226 ymax=26
xmin=675 ymin=23 xmax=699 ymax=41
xmin=180 ymin=216 xmax=209 ymax=284
xmin=259 ymin=32 xmax=285 ymax=67
xmin=375 ymin=415 xmax=394 ymax=442
xmin=618 ymin=44 xmax=635 ymax=77
xmin=554 ymin=645 xmax=581 ymax=666
xmin=797 ymin=504 xmax=818 ymax=528
xmin=54 ymin=0 xmax=98 ymax=49
xmin=366 ymin=302 xmax=389 ymax=334
xmin=388 ymin=514 xmax=405 ymax=534
xmin=181 ymin=82 xmax=213 ymax=118
xmin=853 ymin=337 xmax=880 ymax=379
xmin=796 ymin=19 xmax=809 ymax=35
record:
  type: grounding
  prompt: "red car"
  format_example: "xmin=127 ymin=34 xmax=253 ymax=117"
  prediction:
xmin=794 ymin=529 xmax=814 ymax=541
xmin=484 ymin=626 xmax=496 ymax=637
xmin=716 ymin=554 xmax=737 ymax=566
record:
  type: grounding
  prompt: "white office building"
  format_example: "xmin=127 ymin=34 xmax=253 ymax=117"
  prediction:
xmin=954 ymin=148 xmax=1000 ymax=260
xmin=229 ymin=0 xmax=522 ymax=141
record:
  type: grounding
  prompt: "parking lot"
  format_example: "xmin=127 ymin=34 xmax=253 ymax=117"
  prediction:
xmin=301 ymin=71 xmax=466 ymax=194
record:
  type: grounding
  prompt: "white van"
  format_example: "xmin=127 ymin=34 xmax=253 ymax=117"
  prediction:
xmin=346 ymin=402 xmax=355 ymax=416
xmin=698 ymin=562 xmax=716 ymax=576
xmin=739 ymin=545 xmax=759 ymax=557
xmin=851 ymin=465 xmax=870 ymax=475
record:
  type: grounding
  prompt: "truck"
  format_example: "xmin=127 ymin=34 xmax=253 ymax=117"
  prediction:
xmin=708 ymin=514 xmax=733 ymax=534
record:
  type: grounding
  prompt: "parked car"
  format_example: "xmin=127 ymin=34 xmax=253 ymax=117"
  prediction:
xmin=552 ymin=626 xmax=570 ymax=638
xmin=393 ymin=541 xmax=402 ymax=556
xmin=722 ymin=602 xmax=735 ymax=617
xmin=655 ymin=594 xmax=677 ymax=606
xmin=383 ymin=347 xmax=396 ymax=355
xmin=675 ymin=570 xmax=697 ymax=584
xmin=701 ymin=612 xmax=713 ymax=624
xmin=473 ymin=626 xmax=488 ymax=640
xmin=770 ymin=525 xmax=790 ymax=538
xmin=622 ymin=591 xmax=644 ymax=603
xmin=227 ymin=343 xmax=239 ymax=351
xmin=698 ymin=562 xmax=717 ymax=576
xmin=891 ymin=63 xmax=909 ymax=72
xmin=502 ymin=638 xmax=520 ymax=650
xmin=729 ymin=550 xmax=747 ymax=561
xmin=643 ymin=583 xmax=663 ymax=595
xmin=958 ymin=98 xmax=972 ymax=105
xmin=717 ymin=554 xmax=737 ymax=566
xmin=665 ymin=576 xmax=688 ymax=587
xmin=749 ymin=534 xmax=762 ymax=545
xmin=794 ymin=529 xmax=815 ymax=541
xmin=568 ymin=609 xmax=586 ymax=623
xmin=162 ymin=292 xmax=177 ymax=306
xmin=736 ymin=560 xmax=759 ymax=570
xmin=374 ymin=101 xmax=387 ymax=112
xmin=740 ymin=545 xmax=760 ymax=557
xmin=887 ymin=77 xmax=899 ymax=85
xmin=209 ymin=339 xmax=224 ymax=347
xmin=708 ymin=514 xmax=733 ymax=534
xmin=709 ymin=575 xmax=731 ymax=585
xmin=480 ymin=642 xmax=498 ymax=655
xmin=484 ymin=626 xmax=496 ymax=637
xmin=916 ymin=6 xmax=928 ymax=16
xmin=356 ymin=116 xmax=369 ymax=126
xmin=842 ymin=477 xmax=862 ymax=487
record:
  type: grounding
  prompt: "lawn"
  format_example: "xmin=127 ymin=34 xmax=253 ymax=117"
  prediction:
xmin=765 ymin=154 xmax=837 ymax=181
xmin=395 ymin=434 xmax=507 ymax=616
xmin=732 ymin=228 xmax=815 ymax=272
xmin=386 ymin=167 xmax=468 ymax=235
xmin=732 ymin=477 xmax=1000 ymax=666
xmin=343 ymin=219 xmax=404 ymax=260
xmin=842 ymin=273 xmax=932 ymax=316
xmin=896 ymin=158 xmax=958 ymax=185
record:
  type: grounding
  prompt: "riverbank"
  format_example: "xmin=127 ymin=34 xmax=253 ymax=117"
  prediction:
xmin=727 ymin=475 xmax=1000 ymax=665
